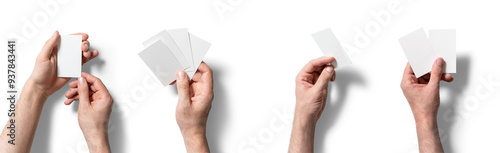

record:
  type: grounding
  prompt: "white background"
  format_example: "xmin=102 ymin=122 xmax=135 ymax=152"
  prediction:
xmin=1 ymin=0 xmax=500 ymax=152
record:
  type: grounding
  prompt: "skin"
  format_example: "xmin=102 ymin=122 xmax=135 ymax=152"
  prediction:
xmin=289 ymin=57 xmax=336 ymax=153
xmin=175 ymin=62 xmax=214 ymax=153
xmin=0 ymin=31 xmax=99 ymax=153
xmin=65 ymin=72 xmax=113 ymax=153
xmin=401 ymin=58 xmax=453 ymax=153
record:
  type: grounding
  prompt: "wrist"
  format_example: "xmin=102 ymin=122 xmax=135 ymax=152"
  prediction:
xmin=83 ymin=130 xmax=110 ymax=153
xmin=182 ymin=129 xmax=209 ymax=153
xmin=21 ymin=80 xmax=49 ymax=108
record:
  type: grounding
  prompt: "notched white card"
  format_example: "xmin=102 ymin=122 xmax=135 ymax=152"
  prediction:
xmin=312 ymin=28 xmax=352 ymax=69
xmin=169 ymin=28 xmax=194 ymax=71
xmin=57 ymin=35 xmax=82 ymax=78
xmin=139 ymin=40 xmax=184 ymax=86
xmin=399 ymin=28 xmax=437 ymax=78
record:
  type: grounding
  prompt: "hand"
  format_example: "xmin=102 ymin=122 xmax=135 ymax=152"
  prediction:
xmin=28 ymin=31 xmax=99 ymax=97
xmin=400 ymin=58 xmax=452 ymax=153
xmin=295 ymin=57 xmax=336 ymax=122
xmin=65 ymin=72 xmax=113 ymax=153
xmin=175 ymin=62 xmax=213 ymax=153
xmin=400 ymin=58 xmax=453 ymax=119
xmin=288 ymin=57 xmax=335 ymax=153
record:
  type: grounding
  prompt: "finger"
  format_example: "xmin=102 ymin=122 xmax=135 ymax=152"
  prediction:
xmin=78 ymin=77 xmax=91 ymax=108
xmin=82 ymin=50 xmax=99 ymax=64
xmin=429 ymin=58 xmax=445 ymax=86
xmin=39 ymin=31 xmax=59 ymax=60
xmin=65 ymin=88 xmax=78 ymax=98
xmin=70 ymin=33 xmax=89 ymax=41
xmin=82 ymin=41 xmax=90 ymax=58
xmin=330 ymin=70 xmax=336 ymax=82
xmin=64 ymin=98 xmax=75 ymax=105
xmin=442 ymin=73 xmax=454 ymax=82
xmin=69 ymin=80 xmax=79 ymax=88
xmin=81 ymin=72 xmax=108 ymax=93
xmin=197 ymin=62 xmax=213 ymax=89
xmin=313 ymin=65 xmax=334 ymax=91
xmin=300 ymin=57 xmax=335 ymax=74
xmin=176 ymin=71 xmax=191 ymax=106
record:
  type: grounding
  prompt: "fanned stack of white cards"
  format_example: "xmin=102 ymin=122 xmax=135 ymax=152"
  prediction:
xmin=398 ymin=28 xmax=456 ymax=78
xmin=311 ymin=28 xmax=352 ymax=69
xmin=139 ymin=29 xmax=211 ymax=86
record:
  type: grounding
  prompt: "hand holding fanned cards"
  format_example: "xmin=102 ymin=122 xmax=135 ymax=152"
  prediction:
xmin=139 ymin=29 xmax=211 ymax=86
xmin=311 ymin=28 xmax=352 ymax=69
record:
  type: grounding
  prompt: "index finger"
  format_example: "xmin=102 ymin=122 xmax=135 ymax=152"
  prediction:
xmin=70 ymin=33 xmax=89 ymax=41
xmin=300 ymin=56 xmax=335 ymax=74
xmin=197 ymin=62 xmax=213 ymax=88
xmin=81 ymin=72 xmax=109 ymax=93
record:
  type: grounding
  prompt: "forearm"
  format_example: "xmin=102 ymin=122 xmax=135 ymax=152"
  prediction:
xmin=182 ymin=129 xmax=209 ymax=153
xmin=414 ymin=114 xmax=444 ymax=153
xmin=0 ymin=81 xmax=48 ymax=152
xmin=288 ymin=114 xmax=316 ymax=153
xmin=84 ymin=130 xmax=111 ymax=153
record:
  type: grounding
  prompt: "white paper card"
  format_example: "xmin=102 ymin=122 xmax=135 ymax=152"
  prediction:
xmin=169 ymin=28 xmax=194 ymax=71
xmin=311 ymin=28 xmax=352 ymax=69
xmin=139 ymin=40 xmax=184 ymax=86
xmin=57 ymin=35 xmax=82 ymax=78
xmin=186 ymin=33 xmax=211 ymax=78
xmin=399 ymin=28 xmax=437 ymax=78
xmin=429 ymin=29 xmax=456 ymax=73
xmin=143 ymin=30 xmax=191 ymax=70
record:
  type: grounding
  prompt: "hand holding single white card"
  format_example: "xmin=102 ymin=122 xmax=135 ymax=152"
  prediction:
xmin=312 ymin=28 xmax=352 ymax=69
xmin=57 ymin=35 xmax=82 ymax=78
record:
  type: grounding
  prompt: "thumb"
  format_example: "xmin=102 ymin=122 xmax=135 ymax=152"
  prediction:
xmin=78 ymin=77 xmax=91 ymax=108
xmin=429 ymin=58 xmax=444 ymax=86
xmin=313 ymin=65 xmax=334 ymax=91
xmin=176 ymin=71 xmax=191 ymax=105
xmin=39 ymin=31 xmax=59 ymax=60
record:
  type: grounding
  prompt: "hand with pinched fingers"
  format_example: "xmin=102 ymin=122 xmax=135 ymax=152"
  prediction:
xmin=28 ymin=31 xmax=99 ymax=97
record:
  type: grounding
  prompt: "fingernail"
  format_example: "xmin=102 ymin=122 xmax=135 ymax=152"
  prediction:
xmin=85 ymin=44 xmax=89 ymax=51
xmin=177 ymin=71 xmax=186 ymax=80
xmin=326 ymin=66 xmax=333 ymax=73
xmin=78 ymin=77 xmax=85 ymax=85
xmin=52 ymin=31 xmax=58 ymax=38
xmin=436 ymin=58 xmax=444 ymax=66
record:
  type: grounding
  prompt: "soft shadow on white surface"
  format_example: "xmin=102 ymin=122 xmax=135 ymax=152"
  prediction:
xmin=31 ymin=85 xmax=69 ymax=153
xmin=438 ymin=55 xmax=471 ymax=153
xmin=205 ymin=64 xmax=228 ymax=153
xmin=314 ymin=68 xmax=366 ymax=153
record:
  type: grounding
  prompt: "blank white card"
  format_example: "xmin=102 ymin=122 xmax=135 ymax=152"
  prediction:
xmin=57 ymin=35 xmax=82 ymax=78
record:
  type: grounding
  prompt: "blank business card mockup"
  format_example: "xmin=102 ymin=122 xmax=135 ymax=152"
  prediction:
xmin=139 ymin=40 xmax=184 ymax=86
xmin=57 ymin=35 xmax=82 ymax=78
xmin=312 ymin=28 xmax=352 ymax=69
